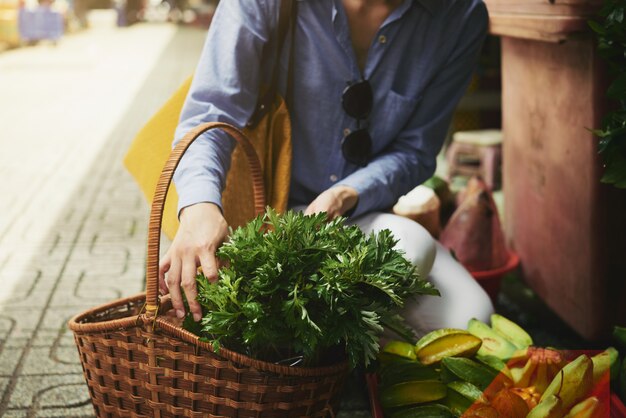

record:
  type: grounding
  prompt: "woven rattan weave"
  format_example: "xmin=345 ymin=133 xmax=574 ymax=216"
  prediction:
xmin=68 ymin=123 xmax=349 ymax=418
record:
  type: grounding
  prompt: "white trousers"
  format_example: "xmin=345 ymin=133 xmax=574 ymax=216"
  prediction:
xmin=347 ymin=211 xmax=494 ymax=337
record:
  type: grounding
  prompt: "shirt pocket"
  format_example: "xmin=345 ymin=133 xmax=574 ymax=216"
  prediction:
xmin=371 ymin=90 xmax=423 ymax=152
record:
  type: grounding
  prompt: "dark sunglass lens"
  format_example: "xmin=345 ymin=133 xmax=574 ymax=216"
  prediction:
xmin=342 ymin=80 xmax=373 ymax=119
xmin=342 ymin=129 xmax=372 ymax=166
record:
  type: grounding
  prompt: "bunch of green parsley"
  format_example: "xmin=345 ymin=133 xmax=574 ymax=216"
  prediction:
xmin=185 ymin=208 xmax=439 ymax=369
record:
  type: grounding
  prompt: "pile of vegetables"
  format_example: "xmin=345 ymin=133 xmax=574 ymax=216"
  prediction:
xmin=183 ymin=208 xmax=438 ymax=369
xmin=376 ymin=315 xmax=626 ymax=417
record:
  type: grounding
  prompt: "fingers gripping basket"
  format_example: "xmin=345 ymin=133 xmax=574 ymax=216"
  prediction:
xmin=68 ymin=123 xmax=349 ymax=418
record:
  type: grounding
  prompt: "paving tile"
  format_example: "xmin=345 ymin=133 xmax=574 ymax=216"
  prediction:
xmin=50 ymin=286 xmax=125 ymax=309
xmin=21 ymin=347 xmax=83 ymax=376
xmin=0 ymin=315 xmax=16 ymax=340
xmin=3 ymin=338 xmax=32 ymax=350
xmin=0 ymin=377 xmax=9 ymax=400
xmin=28 ymin=330 xmax=76 ymax=349
xmin=49 ymin=276 xmax=143 ymax=309
xmin=1 ymin=409 xmax=27 ymax=418
xmin=34 ymin=382 xmax=91 ymax=409
xmin=0 ymin=252 xmax=64 ymax=275
xmin=0 ymin=348 xmax=23 ymax=378
xmin=8 ymin=374 xmax=89 ymax=409
xmin=49 ymin=345 xmax=83 ymax=367
xmin=60 ymin=259 xmax=130 ymax=277
xmin=38 ymin=307 xmax=95 ymax=331
xmin=0 ymin=271 xmax=56 ymax=309
xmin=34 ymin=405 xmax=95 ymax=418
xmin=0 ymin=309 xmax=41 ymax=342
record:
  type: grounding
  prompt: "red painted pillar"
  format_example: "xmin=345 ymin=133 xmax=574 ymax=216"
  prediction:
xmin=484 ymin=0 xmax=626 ymax=340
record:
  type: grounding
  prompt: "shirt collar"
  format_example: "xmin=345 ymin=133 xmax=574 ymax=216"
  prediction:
xmin=326 ymin=0 xmax=441 ymax=19
xmin=414 ymin=0 xmax=440 ymax=14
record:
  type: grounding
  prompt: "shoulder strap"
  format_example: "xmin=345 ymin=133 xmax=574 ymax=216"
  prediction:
xmin=247 ymin=0 xmax=294 ymax=128
xmin=274 ymin=0 xmax=293 ymax=72
xmin=287 ymin=0 xmax=297 ymax=110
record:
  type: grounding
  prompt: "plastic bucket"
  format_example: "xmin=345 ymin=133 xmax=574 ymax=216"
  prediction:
xmin=470 ymin=251 xmax=520 ymax=302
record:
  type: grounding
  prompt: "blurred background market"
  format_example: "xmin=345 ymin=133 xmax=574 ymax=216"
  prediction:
xmin=0 ymin=0 xmax=217 ymax=46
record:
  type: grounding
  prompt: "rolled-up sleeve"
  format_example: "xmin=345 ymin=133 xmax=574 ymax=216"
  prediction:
xmin=337 ymin=1 xmax=489 ymax=217
xmin=173 ymin=0 xmax=273 ymax=214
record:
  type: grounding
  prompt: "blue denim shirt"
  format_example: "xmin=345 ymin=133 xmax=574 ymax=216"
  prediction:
xmin=173 ymin=0 xmax=488 ymax=217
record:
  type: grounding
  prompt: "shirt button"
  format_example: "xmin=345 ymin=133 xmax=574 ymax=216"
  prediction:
xmin=330 ymin=174 xmax=338 ymax=182
xmin=343 ymin=128 xmax=351 ymax=136
xmin=378 ymin=35 xmax=387 ymax=44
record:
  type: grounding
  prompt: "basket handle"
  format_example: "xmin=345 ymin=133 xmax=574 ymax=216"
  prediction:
xmin=145 ymin=122 xmax=266 ymax=315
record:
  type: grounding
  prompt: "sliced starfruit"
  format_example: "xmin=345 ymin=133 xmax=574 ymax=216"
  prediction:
xmin=443 ymin=381 xmax=487 ymax=416
xmin=563 ymin=396 xmax=601 ymax=418
xmin=441 ymin=356 xmax=498 ymax=391
xmin=382 ymin=340 xmax=418 ymax=360
xmin=527 ymin=394 xmax=564 ymax=418
xmin=468 ymin=318 xmax=517 ymax=361
xmin=379 ymin=361 xmax=439 ymax=388
xmin=591 ymin=346 xmax=619 ymax=385
xmin=490 ymin=314 xmax=533 ymax=349
xmin=378 ymin=352 xmax=417 ymax=366
xmin=541 ymin=354 xmax=593 ymax=411
xmin=414 ymin=328 xmax=482 ymax=365
xmin=378 ymin=341 xmax=419 ymax=366
xmin=475 ymin=353 xmax=514 ymax=381
xmin=379 ymin=380 xmax=447 ymax=409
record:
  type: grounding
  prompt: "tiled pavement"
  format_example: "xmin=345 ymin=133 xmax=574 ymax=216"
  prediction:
xmin=0 ymin=13 xmax=371 ymax=417
xmin=0 ymin=14 xmax=200 ymax=417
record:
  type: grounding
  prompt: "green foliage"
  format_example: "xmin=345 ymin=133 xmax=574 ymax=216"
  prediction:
xmin=188 ymin=208 xmax=439 ymax=369
xmin=589 ymin=0 xmax=626 ymax=188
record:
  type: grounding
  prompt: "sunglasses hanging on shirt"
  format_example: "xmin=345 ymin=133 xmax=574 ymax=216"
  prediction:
xmin=341 ymin=79 xmax=373 ymax=166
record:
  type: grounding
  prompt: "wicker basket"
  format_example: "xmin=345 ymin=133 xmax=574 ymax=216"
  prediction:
xmin=68 ymin=122 xmax=349 ymax=418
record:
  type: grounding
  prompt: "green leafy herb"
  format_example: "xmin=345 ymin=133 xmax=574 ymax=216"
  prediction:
xmin=589 ymin=0 xmax=626 ymax=188
xmin=187 ymin=208 xmax=438 ymax=369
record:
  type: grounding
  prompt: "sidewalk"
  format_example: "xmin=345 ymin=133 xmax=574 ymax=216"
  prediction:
xmin=0 ymin=13 xmax=206 ymax=416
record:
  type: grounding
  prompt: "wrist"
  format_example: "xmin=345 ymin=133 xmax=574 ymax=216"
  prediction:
xmin=180 ymin=202 xmax=223 ymax=222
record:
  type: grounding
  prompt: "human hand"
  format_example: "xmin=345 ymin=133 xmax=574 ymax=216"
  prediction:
xmin=158 ymin=202 xmax=228 ymax=322
xmin=304 ymin=185 xmax=359 ymax=220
